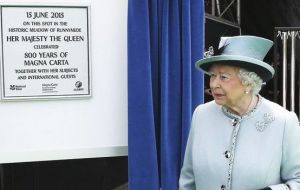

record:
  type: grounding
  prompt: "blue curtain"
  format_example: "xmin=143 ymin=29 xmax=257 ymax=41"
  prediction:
xmin=128 ymin=0 xmax=205 ymax=189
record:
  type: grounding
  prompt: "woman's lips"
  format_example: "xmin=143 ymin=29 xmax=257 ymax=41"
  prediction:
xmin=212 ymin=92 xmax=225 ymax=99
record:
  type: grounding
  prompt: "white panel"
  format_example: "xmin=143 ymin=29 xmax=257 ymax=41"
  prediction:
xmin=0 ymin=0 xmax=128 ymax=163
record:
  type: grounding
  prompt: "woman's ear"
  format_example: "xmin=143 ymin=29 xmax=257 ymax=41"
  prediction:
xmin=244 ymin=86 xmax=252 ymax=94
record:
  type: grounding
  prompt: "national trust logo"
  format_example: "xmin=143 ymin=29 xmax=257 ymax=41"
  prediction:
xmin=10 ymin=84 xmax=26 ymax=91
xmin=10 ymin=85 xmax=16 ymax=90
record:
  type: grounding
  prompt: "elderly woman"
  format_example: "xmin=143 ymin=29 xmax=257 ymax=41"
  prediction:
xmin=179 ymin=36 xmax=300 ymax=190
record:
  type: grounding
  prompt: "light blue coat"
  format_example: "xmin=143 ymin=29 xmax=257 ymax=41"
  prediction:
xmin=179 ymin=97 xmax=300 ymax=190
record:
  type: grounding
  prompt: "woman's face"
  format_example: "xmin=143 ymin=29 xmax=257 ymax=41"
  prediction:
xmin=209 ymin=64 xmax=248 ymax=107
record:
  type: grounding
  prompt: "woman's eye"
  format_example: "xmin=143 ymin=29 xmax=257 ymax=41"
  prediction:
xmin=209 ymin=73 xmax=216 ymax=79
xmin=220 ymin=75 xmax=230 ymax=80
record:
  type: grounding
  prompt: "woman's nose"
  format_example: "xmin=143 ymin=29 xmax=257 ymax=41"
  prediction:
xmin=210 ymin=76 xmax=220 ymax=88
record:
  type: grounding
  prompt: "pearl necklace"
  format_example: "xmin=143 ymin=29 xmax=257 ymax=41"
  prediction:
xmin=242 ymin=95 xmax=257 ymax=116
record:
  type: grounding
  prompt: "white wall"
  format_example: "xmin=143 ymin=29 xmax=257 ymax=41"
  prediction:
xmin=0 ymin=0 xmax=128 ymax=163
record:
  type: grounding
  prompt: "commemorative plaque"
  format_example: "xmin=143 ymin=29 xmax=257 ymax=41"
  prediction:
xmin=0 ymin=5 xmax=91 ymax=100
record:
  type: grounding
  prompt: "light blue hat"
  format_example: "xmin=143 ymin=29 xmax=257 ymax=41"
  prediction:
xmin=196 ymin=35 xmax=275 ymax=82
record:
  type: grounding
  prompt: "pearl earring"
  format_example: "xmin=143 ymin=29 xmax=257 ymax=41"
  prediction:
xmin=245 ymin=91 xmax=249 ymax=94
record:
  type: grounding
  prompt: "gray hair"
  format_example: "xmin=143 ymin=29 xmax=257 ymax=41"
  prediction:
xmin=238 ymin=68 xmax=263 ymax=95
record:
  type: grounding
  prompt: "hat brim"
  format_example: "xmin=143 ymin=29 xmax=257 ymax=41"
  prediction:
xmin=195 ymin=55 xmax=275 ymax=82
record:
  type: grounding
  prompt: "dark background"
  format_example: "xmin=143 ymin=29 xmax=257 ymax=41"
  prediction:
xmin=241 ymin=0 xmax=300 ymax=39
xmin=0 ymin=157 xmax=127 ymax=190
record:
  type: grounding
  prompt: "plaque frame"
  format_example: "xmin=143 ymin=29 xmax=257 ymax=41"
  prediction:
xmin=0 ymin=4 xmax=92 ymax=100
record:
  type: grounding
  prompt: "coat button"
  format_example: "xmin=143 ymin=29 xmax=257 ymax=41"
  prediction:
xmin=221 ymin=184 xmax=226 ymax=190
xmin=224 ymin=150 xmax=231 ymax=159
xmin=232 ymin=118 xmax=238 ymax=126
